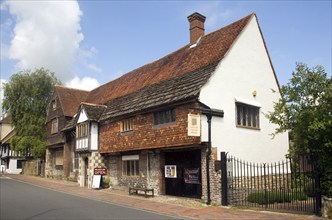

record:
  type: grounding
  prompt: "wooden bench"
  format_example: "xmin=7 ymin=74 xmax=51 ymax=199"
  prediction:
xmin=129 ymin=187 xmax=154 ymax=198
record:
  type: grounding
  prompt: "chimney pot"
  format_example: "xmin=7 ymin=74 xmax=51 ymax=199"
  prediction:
xmin=187 ymin=12 xmax=206 ymax=45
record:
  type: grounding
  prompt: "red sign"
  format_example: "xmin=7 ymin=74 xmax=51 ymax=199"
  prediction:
xmin=94 ymin=167 xmax=107 ymax=175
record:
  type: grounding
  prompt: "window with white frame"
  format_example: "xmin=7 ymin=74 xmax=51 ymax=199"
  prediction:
xmin=236 ymin=102 xmax=260 ymax=129
xmin=51 ymin=118 xmax=58 ymax=134
xmin=120 ymin=118 xmax=133 ymax=132
xmin=122 ymin=155 xmax=139 ymax=176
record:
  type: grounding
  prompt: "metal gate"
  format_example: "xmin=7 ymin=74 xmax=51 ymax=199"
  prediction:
xmin=221 ymin=152 xmax=321 ymax=215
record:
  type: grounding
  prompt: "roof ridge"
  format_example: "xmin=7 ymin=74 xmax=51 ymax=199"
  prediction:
xmin=86 ymin=12 xmax=253 ymax=105
xmin=81 ymin=102 xmax=107 ymax=108
xmin=55 ymin=84 xmax=90 ymax=93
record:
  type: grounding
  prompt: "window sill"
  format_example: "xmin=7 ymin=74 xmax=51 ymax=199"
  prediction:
xmin=236 ymin=125 xmax=261 ymax=131
xmin=120 ymin=130 xmax=133 ymax=135
xmin=153 ymin=122 xmax=176 ymax=129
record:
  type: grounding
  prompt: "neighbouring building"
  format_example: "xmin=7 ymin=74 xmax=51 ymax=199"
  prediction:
xmin=45 ymin=86 xmax=89 ymax=179
xmin=45 ymin=12 xmax=289 ymax=204
xmin=0 ymin=115 xmax=30 ymax=174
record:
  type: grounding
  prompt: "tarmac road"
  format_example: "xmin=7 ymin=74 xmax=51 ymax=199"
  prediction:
xmin=0 ymin=176 xmax=183 ymax=220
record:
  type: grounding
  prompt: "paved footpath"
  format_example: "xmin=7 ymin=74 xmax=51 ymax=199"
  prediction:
xmin=2 ymin=174 xmax=322 ymax=220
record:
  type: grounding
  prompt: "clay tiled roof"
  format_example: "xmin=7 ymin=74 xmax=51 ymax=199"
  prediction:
xmin=81 ymin=103 xmax=107 ymax=121
xmin=86 ymin=13 xmax=254 ymax=105
xmin=101 ymin=63 xmax=218 ymax=121
xmin=62 ymin=103 xmax=106 ymax=131
xmin=55 ymin=85 xmax=89 ymax=117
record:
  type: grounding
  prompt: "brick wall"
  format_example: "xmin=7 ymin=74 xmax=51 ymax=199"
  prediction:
xmin=201 ymin=147 xmax=222 ymax=205
xmin=100 ymin=102 xmax=201 ymax=153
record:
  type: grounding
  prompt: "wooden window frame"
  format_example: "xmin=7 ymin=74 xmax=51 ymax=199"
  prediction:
xmin=120 ymin=118 xmax=133 ymax=132
xmin=76 ymin=122 xmax=89 ymax=139
xmin=122 ymin=159 xmax=139 ymax=177
xmin=52 ymin=100 xmax=57 ymax=110
xmin=51 ymin=118 xmax=58 ymax=134
xmin=236 ymin=102 xmax=260 ymax=129
xmin=153 ymin=108 xmax=176 ymax=126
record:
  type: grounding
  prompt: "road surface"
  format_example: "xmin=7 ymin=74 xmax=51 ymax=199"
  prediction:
xmin=0 ymin=176 xmax=183 ymax=219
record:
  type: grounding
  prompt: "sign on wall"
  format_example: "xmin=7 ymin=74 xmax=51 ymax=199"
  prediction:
xmin=188 ymin=114 xmax=201 ymax=136
xmin=165 ymin=165 xmax=177 ymax=178
xmin=94 ymin=167 xmax=107 ymax=175
xmin=184 ymin=168 xmax=200 ymax=184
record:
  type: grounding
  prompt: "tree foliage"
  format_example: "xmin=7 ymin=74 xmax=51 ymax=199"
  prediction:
xmin=2 ymin=68 xmax=61 ymax=158
xmin=267 ymin=62 xmax=332 ymax=196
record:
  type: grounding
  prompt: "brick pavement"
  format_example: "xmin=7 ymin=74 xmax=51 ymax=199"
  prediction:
xmin=2 ymin=174 xmax=322 ymax=220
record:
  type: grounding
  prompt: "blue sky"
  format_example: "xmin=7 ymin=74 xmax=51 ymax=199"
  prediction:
xmin=1 ymin=0 xmax=331 ymax=93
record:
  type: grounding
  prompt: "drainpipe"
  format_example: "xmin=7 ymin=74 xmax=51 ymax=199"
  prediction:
xmin=199 ymin=105 xmax=224 ymax=206
xmin=206 ymin=113 xmax=212 ymax=205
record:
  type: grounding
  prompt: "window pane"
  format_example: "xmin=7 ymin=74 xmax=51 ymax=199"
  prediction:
xmin=135 ymin=160 xmax=139 ymax=176
xmin=242 ymin=106 xmax=247 ymax=126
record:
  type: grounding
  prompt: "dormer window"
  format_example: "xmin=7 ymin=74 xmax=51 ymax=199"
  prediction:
xmin=76 ymin=122 xmax=89 ymax=138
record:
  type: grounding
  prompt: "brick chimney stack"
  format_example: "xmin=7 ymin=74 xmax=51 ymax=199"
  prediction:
xmin=187 ymin=12 xmax=206 ymax=45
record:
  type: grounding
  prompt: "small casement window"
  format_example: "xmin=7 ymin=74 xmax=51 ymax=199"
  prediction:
xmin=236 ymin=102 xmax=260 ymax=129
xmin=122 ymin=155 xmax=139 ymax=177
xmin=52 ymin=100 xmax=57 ymax=110
xmin=120 ymin=118 xmax=133 ymax=132
xmin=153 ymin=108 xmax=176 ymax=126
xmin=51 ymin=118 xmax=58 ymax=134
xmin=76 ymin=123 xmax=89 ymax=138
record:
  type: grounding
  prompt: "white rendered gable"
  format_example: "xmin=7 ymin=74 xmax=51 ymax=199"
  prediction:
xmin=77 ymin=108 xmax=88 ymax=123
xmin=199 ymin=15 xmax=288 ymax=163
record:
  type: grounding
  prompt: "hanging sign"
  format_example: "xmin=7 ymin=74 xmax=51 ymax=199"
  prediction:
xmin=165 ymin=165 xmax=177 ymax=178
xmin=184 ymin=168 xmax=200 ymax=184
xmin=188 ymin=114 xmax=200 ymax=136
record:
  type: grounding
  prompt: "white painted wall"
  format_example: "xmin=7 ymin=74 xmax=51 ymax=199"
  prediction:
xmin=77 ymin=109 xmax=88 ymax=123
xmin=199 ymin=15 xmax=289 ymax=163
xmin=6 ymin=158 xmax=22 ymax=174
xmin=90 ymin=122 xmax=98 ymax=151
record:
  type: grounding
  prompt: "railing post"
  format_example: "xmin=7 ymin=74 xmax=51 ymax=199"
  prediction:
xmin=221 ymin=152 xmax=228 ymax=206
xmin=312 ymin=154 xmax=322 ymax=216
xmin=263 ymin=163 xmax=268 ymax=208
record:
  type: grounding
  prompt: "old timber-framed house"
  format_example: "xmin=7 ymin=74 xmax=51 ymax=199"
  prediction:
xmin=45 ymin=12 xmax=289 ymax=204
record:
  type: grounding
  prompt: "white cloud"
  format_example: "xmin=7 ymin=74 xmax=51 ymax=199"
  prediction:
xmin=87 ymin=63 xmax=102 ymax=73
xmin=3 ymin=1 xmax=84 ymax=82
xmin=66 ymin=76 xmax=99 ymax=91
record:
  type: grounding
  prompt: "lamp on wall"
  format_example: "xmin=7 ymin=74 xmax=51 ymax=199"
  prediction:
xmin=252 ymin=90 xmax=257 ymax=97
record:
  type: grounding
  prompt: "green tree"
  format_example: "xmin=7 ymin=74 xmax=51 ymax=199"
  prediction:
xmin=267 ymin=62 xmax=332 ymax=196
xmin=2 ymin=68 xmax=61 ymax=159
